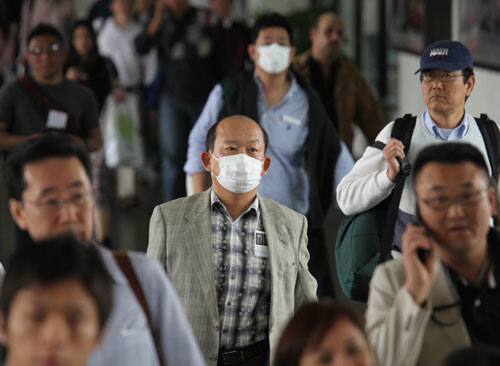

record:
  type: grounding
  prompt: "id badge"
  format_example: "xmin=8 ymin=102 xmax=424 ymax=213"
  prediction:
xmin=254 ymin=230 xmax=268 ymax=258
xmin=46 ymin=110 xmax=68 ymax=129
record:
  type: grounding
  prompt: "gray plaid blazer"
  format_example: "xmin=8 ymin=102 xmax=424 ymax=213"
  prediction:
xmin=147 ymin=190 xmax=317 ymax=366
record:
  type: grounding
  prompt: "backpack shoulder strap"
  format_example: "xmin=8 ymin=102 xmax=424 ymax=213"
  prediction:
xmin=379 ymin=114 xmax=416 ymax=262
xmin=113 ymin=251 xmax=166 ymax=366
xmin=475 ymin=114 xmax=500 ymax=180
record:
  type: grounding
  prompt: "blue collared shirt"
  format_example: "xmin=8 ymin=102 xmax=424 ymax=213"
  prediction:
xmin=185 ymin=74 xmax=354 ymax=215
xmin=423 ymin=110 xmax=469 ymax=140
xmin=89 ymin=246 xmax=204 ymax=366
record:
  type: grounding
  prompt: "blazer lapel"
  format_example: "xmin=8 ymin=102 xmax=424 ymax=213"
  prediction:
xmin=260 ymin=198 xmax=290 ymax=330
xmin=429 ymin=263 xmax=471 ymax=347
xmin=183 ymin=191 xmax=219 ymax=318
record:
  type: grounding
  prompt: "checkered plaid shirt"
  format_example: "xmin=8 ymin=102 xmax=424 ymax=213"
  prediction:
xmin=210 ymin=191 xmax=271 ymax=349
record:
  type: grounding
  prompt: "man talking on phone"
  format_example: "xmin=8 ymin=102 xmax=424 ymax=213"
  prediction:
xmin=365 ymin=142 xmax=500 ymax=366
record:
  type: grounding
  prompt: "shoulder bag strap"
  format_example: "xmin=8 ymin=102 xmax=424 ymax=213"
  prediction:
xmin=377 ymin=114 xmax=416 ymax=262
xmin=475 ymin=114 xmax=500 ymax=180
xmin=113 ymin=251 xmax=167 ymax=366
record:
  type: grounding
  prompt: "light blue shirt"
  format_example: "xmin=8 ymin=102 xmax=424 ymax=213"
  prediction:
xmin=89 ymin=247 xmax=204 ymax=366
xmin=185 ymin=74 xmax=354 ymax=215
xmin=423 ymin=110 xmax=469 ymax=140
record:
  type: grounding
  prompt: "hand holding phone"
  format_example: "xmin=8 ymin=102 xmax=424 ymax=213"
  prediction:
xmin=413 ymin=218 xmax=430 ymax=264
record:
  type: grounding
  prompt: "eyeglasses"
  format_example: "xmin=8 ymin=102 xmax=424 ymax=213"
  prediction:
xmin=421 ymin=72 xmax=464 ymax=83
xmin=420 ymin=188 xmax=489 ymax=211
xmin=23 ymin=192 xmax=93 ymax=212
xmin=28 ymin=43 xmax=62 ymax=56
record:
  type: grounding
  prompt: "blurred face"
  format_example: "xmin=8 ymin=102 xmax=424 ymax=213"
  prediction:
xmin=310 ymin=14 xmax=343 ymax=59
xmin=201 ymin=117 xmax=271 ymax=190
xmin=299 ymin=318 xmax=375 ymax=366
xmin=163 ymin=0 xmax=189 ymax=15
xmin=9 ymin=157 xmax=94 ymax=242
xmin=210 ymin=0 xmax=230 ymax=18
xmin=0 ymin=280 xmax=101 ymax=366
xmin=72 ymin=26 xmax=94 ymax=58
xmin=111 ymin=0 xmax=134 ymax=17
xmin=26 ymin=35 xmax=65 ymax=83
xmin=415 ymin=162 xmax=496 ymax=257
xmin=421 ymin=69 xmax=475 ymax=120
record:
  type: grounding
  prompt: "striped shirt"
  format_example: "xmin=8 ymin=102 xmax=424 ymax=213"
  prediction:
xmin=210 ymin=190 xmax=271 ymax=349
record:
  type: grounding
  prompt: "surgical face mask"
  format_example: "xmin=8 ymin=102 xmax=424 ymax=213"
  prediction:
xmin=211 ymin=153 xmax=264 ymax=193
xmin=256 ymin=43 xmax=291 ymax=74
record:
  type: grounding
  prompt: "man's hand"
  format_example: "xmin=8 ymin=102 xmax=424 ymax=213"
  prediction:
xmin=147 ymin=0 xmax=167 ymax=36
xmin=402 ymin=224 xmax=439 ymax=306
xmin=383 ymin=138 xmax=405 ymax=182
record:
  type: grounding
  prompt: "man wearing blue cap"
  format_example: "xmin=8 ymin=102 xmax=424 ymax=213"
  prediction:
xmin=336 ymin=40 xmax=499 ymax=251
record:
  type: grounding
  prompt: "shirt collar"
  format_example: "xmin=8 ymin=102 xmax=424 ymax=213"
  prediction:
xmin=423 ymin=110 xmax=469 ymax=140
xmin=210 ymin=189 xmax=259 ymax=222
xmin=253 ymin=71 xmax=299 ymax=108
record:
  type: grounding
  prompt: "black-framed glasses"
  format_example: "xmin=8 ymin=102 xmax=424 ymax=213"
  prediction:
xmin=431 ymin=301 xmax=462 ymax=327
xmin=28 ymin=43 xmax=62 ymax=56
xmin=420 ymin=188 xmax=489 ymax=211
xmin=421 ymin=72 xmax=464 ymax=83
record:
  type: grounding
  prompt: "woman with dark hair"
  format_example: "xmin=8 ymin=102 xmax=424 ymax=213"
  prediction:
xmin=274 ymin=301 xmax=376 ymax=366
xmin=65 ymin=19 xmax=118 ymax=111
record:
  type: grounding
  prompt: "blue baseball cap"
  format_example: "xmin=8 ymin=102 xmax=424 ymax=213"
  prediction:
xmin=414 ymin=40 xmax=473 ymax=74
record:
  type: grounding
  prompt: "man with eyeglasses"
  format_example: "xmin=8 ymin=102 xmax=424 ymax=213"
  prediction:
xmin=337 ymin=40 xmax=499 ymax=251
xmin=0 ymin=23 xmax=102 ymax=152
xmin=4 ymin=133 xmax=205 ymax=366
xmin=365 ymin=142 xmax=500 ymax=366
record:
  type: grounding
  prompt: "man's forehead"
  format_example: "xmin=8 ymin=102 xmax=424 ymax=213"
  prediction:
xmin=319 ymin=14 xmax=342 ymax=28
xmin=29 ymin=35 xmax=61 ymax=46
xmin=23 ymin=157 xmax=89 ymax=188
xmin=416 ymin=162 xmax=488 ymax=189
xmin=216 ymin=121 xmax=264 ymax=143
xmin=257 ymin=27 xmax=290 ymax=40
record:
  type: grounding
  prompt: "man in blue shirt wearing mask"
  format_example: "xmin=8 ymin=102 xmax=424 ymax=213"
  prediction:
xmin=185 ymin=13 xmax=354 ymax=298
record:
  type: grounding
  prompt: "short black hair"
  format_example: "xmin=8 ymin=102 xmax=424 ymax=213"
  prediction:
xmin=205 ymin=117 xmax=269 ymax=152
xmin=310 ymin=11 xmax=339 ymax=31
xmin=5 ymin=132 xmax=92 ymax=200
xmin=251 ymin=13 xmax=293 ymax=44
xmin=0 ymin=236 xmax=113 ymax=329
xmin=413 ymin=142 xmax=491 ymax=186
xmin=26 ymin=23 xmax=64 ymax=47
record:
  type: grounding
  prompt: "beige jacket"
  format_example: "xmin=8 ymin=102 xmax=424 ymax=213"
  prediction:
xmin=366 ymin=259 xmax=470 ymax=366
xmin=147 ymin=190 xmax=317 ymax=365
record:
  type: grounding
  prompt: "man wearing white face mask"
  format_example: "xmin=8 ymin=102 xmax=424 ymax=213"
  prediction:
xmin=148 ymin=115 xmax=318 ymax=366
xmin=185 ymin=13 xmax=354 ymax=298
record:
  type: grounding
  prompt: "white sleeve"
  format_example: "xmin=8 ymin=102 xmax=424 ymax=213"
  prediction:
xmin=336 ymin=122 xmax=396 ymax=215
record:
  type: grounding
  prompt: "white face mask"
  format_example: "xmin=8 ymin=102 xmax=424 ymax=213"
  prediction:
xmin=211 ymin=153 xmax=264 ymax=193
xmin=256 ymin=43 xmax=291 ymax=74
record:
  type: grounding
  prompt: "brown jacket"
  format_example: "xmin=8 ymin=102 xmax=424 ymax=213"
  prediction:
xmin=293 ymin=50 xmax=385 ymax=150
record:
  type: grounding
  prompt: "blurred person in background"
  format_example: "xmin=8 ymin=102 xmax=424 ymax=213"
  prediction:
xmin=66 ymin=19 xmax=119 ymax=245
xmin=136 ymin=0 xmax=221 ymax=201
xmin=208 ymin=0 xmax=250 ymax=78
xmin=98 ymin=0 xmax=158 ymax=207
xmin=274 ymin=301 xmax=376 ymax=366
xmin=0 ymin=236 xmax=113 ymax=366
xmin=0 ymin=23 xmax=102 ymax=153
xmin=293 ymin=11 xmax=385 ymax=153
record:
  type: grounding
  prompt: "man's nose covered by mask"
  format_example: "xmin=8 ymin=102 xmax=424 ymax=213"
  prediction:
xmin=211 ymin=153 xmax=264 ymax=193
xmin=257 ymin=43 xmax=291 ymax=74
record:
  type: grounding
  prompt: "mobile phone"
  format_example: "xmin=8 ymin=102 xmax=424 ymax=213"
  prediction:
xmin=413 ymin=214 xmax=430 ymax=263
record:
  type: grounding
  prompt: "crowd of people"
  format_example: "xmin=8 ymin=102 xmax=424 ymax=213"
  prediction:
xmin=0 ymin=1 xmax=499 ymax=366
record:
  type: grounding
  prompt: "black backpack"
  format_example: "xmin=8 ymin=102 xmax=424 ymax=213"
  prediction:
xmin=335 ymin=114 xmax=500 ymax=302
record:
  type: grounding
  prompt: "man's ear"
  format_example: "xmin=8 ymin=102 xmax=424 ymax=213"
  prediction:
xmin=261 ymin=156 xmax=272 ymax=176
xmin=248 ymin=44 xmax=257 ymax=63
xmin=201 ymin=152 xmax=212 ymax=172
xmin=465 ymin=74 xmax=475 ymax=97
xmin=9 ymin=199 xmax=28 ymax=231
xmin=0 ymin=313 xmax=8 ymax=346
xmin=488 ymin=186 xmax=497 ymax=217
